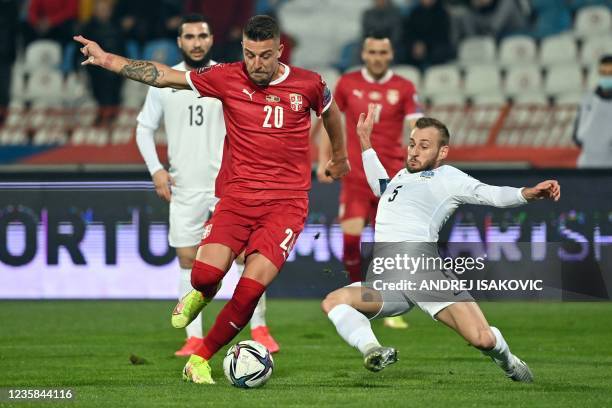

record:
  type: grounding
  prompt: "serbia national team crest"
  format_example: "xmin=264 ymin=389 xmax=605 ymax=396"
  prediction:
xmin=387 ymin=89 xmax=400 ymax=105
xmin=290 ymin=93 xmax=303 ymax=111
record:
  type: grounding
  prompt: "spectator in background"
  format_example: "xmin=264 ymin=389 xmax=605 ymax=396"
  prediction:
xmin=83 ymin=0 xmax=124 ymax=124
xmin=529 ymin=0 xmax=571 ymax=39
xmin=573 ymin=55 xmax=612 ymax=168
xmin=0 ymin=0 xmax=18 ymax=124
xmin=362 ymin=0 xmax=402 ymax=52
xmin=453 ymin=0 xmax=529 ymax=40
xmin=185 ymin=0 xmax=254 ymax=62
xmin=113 ymin=0 xmax=182 ymax=46
xmin=401 ymin=0 xmax=455 ymax=69
xmin=26 ymin=0 xmax=78 ymax=46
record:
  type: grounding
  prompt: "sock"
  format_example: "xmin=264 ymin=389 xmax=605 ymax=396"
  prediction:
xmin=196 ymin=277 xmax=266 ymax=360
xmin=191 ymin=260 xmax=225 ymax=299
xmin=481 ymin=326 xmax=512 ymax=370
xmin=180 ymin=267 xmax=202 ymax=338
xmin=327 ymin=304 xmax=380 ymax=355
xmin=250 ymin=292 xmax=267 ymax=329
xmin=343 ymin=233 xmax=362 ymax=283
xmin=235 ymin=262 xmax=267 ymax=329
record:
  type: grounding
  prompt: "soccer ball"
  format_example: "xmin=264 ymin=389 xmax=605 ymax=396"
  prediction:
xmin=223 ymin=340 xmax=274 ymax=388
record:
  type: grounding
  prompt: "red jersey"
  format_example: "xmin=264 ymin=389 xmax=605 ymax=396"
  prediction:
xmin=335 ymin=68 xmax=423 ymax=185
xmin=187 ymin=62 xmax=332 ymax=199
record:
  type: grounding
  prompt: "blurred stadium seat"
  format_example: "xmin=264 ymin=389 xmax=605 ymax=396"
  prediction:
xmin=580 ymin=36 xmax=612 ymax=67
xmin=393 ymin=65 xmax=421 ymax=88
xmin=574 ymin=5 xmax=612 ymax=38
xmin=24 ymin=40 xmax=62 ymax=72
xmin=458 ymin=36 xmax=496 ymax=67
xmin=505 ymin=65 xmax=543 ymax=97
xmin=120 ymin=80 xmax=148 ymax=108
xmin=24 ymin=69 xmax=64 ymax=106
xmin=464 ymin=65 xmax=501 ymax=97
xmin=544 ymin=64 xmax=584 ymax=97
xmin=423 ymin=64 xmax=462 ymax=99
xmin=540 ymin=34 xmax=578 ymax=66
xmin=499 ymin=36 xmax=537 ymax=66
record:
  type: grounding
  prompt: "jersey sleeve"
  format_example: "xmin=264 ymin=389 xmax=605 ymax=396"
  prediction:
xmin=449 ymin=171 xmax=527 ymax=208
xmin=185 ymin=64 xmax=226 ymax=99
xmin=311 ymin=74 xmax=333 ymax=117
xmin=333 ymin=76 xmax=347 ymax=112
xmin=403 ymin=81 xmax=424 ymax=121
xmin=362 ymin=148 xmax=390 ymax=197
xmin=136 ymin=86 xmax=163 ymax=129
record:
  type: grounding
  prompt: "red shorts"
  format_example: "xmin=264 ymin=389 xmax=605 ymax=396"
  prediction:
xmin=200 ymin=196 xmax=308 ymax=270
xmin=339 ymin=181 xmax=380 ymax=223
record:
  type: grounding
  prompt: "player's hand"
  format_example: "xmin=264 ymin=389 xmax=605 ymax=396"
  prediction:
xmin=357 ymin=103 xmax=376 ymax=151
xmin=324 ymin=156 xmax=350 ymax=180
xmin=317 ymin=161 xmax=334 ymax=184
xmin=152 ymin=169 xmax=173 ymax=202
xmin=74 ymin=35 xmax=109 ymax=67
xmin=522 ymin=180 xmax=560 ymax=202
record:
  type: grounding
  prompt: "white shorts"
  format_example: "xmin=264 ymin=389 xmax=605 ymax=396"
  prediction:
xmin=168 ymin=188 xmax=218 ymax=248
xmin=346 ymin=282 xmax=456 ymax=320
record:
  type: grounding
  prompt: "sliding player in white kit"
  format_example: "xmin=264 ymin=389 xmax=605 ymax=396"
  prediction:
xmin=136 ymin=14 xmax=279 ymax=356
xmin=322 ymin=105 xmax=561 ymax=381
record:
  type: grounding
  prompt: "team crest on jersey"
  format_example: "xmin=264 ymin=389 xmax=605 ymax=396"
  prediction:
xmin=290 ymin=93 xmax=303 ymax=111
xmin=387 ymin=89 xmax=400 ymax=105
xmin=202 ymin=223 xmax=213 ymax=239
xmin=420 ymin=170 xmax=435 ymax=178
xmin=368 ymin=91 xmax=382 ymax=101
xmin=266 ymin=94 xmax=281 ymax=103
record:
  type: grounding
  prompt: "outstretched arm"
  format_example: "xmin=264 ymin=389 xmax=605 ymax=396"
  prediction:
xmin=359 ymin=104 xmax=389 ymax=197
xmin=74 ymin=35 xmax=190 ymax=89
xmin=457 ymin=178 xmax=561 ymax=207
xmin=321 ymin=101 xmax=350 ymax=180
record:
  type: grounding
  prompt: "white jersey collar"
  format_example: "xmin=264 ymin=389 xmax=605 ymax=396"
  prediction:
xmin=361 ymin=67 xmax=393 ymax=84
xmin=175 ymin=60 xmax=217 ymax=72
xmin=270 ymin=63 xmax=290 ymax=85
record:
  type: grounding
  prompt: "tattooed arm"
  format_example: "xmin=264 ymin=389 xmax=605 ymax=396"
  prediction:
xmin=74 ymin=35 xmax=190 ymax=89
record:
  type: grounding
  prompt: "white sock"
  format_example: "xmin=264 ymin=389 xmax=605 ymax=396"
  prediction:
xmin=236 ymin=262 xmax=268 ymax=329
xmin=327 ymin=304 xmax=380 ymax=355
xmin=179 ymin=267 xmax=202 ymax=338
xmin=250 ymin=292 xmax=267 ymax=329
xmin=482 ymin=326 xmax=511 ymax=369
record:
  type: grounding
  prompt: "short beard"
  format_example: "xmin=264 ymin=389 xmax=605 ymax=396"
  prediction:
xmin=406 ymin=159 xmax=436 ymax=174
xmin=181 ymin=49 xmax=211 ymax=69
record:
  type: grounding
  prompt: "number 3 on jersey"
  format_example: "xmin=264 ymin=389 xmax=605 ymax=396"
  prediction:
xmin=263 ymin=105 xmax=284 ymax=128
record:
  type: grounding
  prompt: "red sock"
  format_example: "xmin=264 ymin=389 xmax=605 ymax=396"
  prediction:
xmin=195 ymin=277 xmax=266 ymax=360
xmin=191 ymin=260 xmax=225 ymax=299
xmin=343 ymin=233 xmax=362 ymax=283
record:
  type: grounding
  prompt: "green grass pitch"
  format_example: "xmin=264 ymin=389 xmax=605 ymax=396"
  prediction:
xmin=1 ymin=300 xmax=611 ymax=407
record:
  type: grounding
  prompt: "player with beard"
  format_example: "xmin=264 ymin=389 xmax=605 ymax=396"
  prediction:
xmin=322 ymin=105 xmax=560 ymax=381
xmin=318 ymin=33 xmax=423 ymax=330
xmin=135 ymin=14 xmax=279 ymax=357
xmin=75 ymin=15 xmax=350 ymax=384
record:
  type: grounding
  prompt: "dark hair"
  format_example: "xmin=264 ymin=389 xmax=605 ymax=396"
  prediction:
xmin=415 ymin=117 xmax=450 ymax=146
xmin=178 ymin=14 xmax=211 ymax=36
xmin=600 ymin=54 xmax=612 ymax=65
xmin=363 ymin=29 xmax=392 ymax=42
xmin=243 ymin=15 xmax=280 ymax=41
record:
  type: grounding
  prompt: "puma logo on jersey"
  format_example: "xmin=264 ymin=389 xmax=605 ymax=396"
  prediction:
xmin=353 ymin=89 xmax=363 ymax=99
xmin=242 ymin=88 xmax=256 ymax=101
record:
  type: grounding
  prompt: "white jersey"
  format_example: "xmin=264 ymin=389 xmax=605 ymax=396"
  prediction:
xmin=362 ymin=149 xmax=527 ymax=242
xmin=136 ymin=62 xmax=225 ymax=192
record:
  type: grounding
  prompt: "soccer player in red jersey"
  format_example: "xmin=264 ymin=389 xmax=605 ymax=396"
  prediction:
xmin=74 ymin=15 xmax=350 ymax=384
xmin=318 ymin=33 xmax=423 ymax=329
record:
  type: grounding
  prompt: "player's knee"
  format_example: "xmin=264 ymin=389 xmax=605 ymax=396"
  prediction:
xmin=470 ymin=328 xmax=496 ymax=350
xmin=321 ymin=289 xmax=351 ymax=314
xmin=178 ymin=254 xmax=196 ymax=270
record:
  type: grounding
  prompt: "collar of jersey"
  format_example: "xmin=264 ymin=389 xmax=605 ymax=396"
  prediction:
xmin=269 ymin=63 xmax=290 ymax=85
xmin=361 ymin=67 xmax=393 ymax=84
xmin=174 ymin=60 xmax=216 ymax=72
